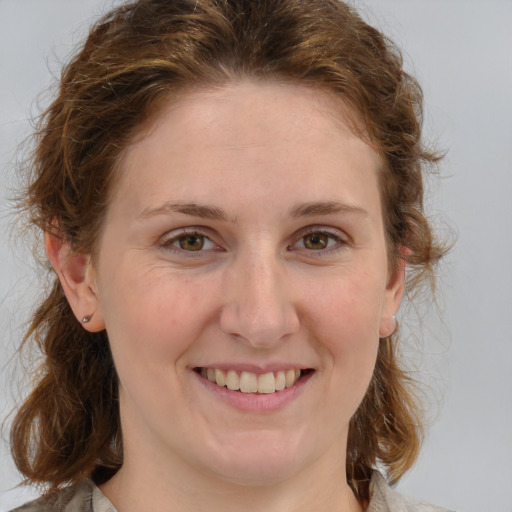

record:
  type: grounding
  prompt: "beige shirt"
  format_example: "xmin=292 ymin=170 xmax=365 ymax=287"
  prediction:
xmin=11 ymin=472 xmax=452 ymax=512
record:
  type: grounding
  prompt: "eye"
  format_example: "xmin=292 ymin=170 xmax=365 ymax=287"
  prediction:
xmin=159 ymin=230 xmax=218 ymax=253
xmin=291 ymin=229 xmax=346 ymax=252
xmin=177 ymin=233 xmax=207 ymax=251
xmin=302 ymin=232 xmax=333 ymax=250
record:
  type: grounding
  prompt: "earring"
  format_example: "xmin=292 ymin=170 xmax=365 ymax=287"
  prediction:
xmin=391 ymin=315 xmax=398 ymax=333
xmin=82 ymin=315 xmax=92 ymax=324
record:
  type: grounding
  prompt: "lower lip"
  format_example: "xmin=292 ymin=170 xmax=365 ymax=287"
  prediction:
xmin=194 ymin=371 xmax=314 ymax=412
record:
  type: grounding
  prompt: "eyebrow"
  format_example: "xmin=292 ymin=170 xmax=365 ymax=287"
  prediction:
xmin=138 ymin=202 xmax=230 ymax=222
xmin=138 ymin=200 xmax=369 ymax=222
xmin=290 ymin=201 xmax=369 ymax=219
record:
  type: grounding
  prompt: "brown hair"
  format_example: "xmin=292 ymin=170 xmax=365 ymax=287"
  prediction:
xmin=11 ymin=0 xmax=446 ymax=502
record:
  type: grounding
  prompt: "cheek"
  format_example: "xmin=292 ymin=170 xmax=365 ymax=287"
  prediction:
xmin=307 ymin=270 xmax=386 ymax=342
xmin=98 ymin=260 xmax=219 ymax=372
xmin=305 ymin=271 xmax=384 ymax=396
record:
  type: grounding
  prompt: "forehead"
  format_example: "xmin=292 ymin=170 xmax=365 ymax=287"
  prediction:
xmin=110 ymin=80 xmax=383 ymax=220
xmin=127 ymin=79 xmax=370 ymax=149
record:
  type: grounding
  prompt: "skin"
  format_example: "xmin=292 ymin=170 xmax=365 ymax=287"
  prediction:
xmin=47 ymin=80 xmax=404 ymax=512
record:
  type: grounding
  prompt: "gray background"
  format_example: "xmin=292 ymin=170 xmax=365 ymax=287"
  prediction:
xmin=1 ymin=0 xmax=511 ymax=510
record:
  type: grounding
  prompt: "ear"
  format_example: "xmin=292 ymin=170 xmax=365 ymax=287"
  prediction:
xmin=378 ymin=256 xmax=406 ymax=338
xmin=45 ymin=232 xmax=105 ymax=332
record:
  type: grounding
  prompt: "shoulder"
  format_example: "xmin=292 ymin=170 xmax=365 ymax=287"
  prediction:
xmin=9 ymin=480 xmax=95 ymax=512
xmin=367 ymin=471 xmax=454 ymax=512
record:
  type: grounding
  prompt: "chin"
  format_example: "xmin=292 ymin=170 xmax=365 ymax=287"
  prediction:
xmin=206 ymin=458 xmax=300 ymax=488
xmin=198 ymin=431 xmax=309 ymax=487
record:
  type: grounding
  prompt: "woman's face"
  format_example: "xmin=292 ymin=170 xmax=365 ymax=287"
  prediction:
xmin=89 ymin=81 xmax=403 ymax=486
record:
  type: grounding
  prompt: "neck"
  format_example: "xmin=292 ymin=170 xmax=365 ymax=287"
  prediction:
xmin=100 ymin=447 xmax=363 ymax=512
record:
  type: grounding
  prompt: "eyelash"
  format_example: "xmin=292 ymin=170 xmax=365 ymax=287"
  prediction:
xmin=157 ymin=227 xmax=348 ymax=257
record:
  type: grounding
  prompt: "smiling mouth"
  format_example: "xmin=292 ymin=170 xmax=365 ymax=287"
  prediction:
xmin=195 ymin=368 xmax=312 ymax=394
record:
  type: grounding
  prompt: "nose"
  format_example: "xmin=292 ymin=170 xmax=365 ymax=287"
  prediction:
xmin=219 ymin=249 xmax=300 ymax=348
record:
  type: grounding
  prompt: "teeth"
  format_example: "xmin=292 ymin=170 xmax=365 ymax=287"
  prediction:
xmin=285 ymin=369 xmax=296 ymax=388
xmin=258 ymin=372 xmax=276 ymax=394
xmin=215 ymin=369 xmax=225 ymax=387
xmin=199 ymin=368 xmax=304 ymax=394
xmin=240 ymin=371 xmax=258 ymax=393
xmin=275 ymin=371 xmax=286 ymax=391
xmin=226 ymin=370 xmax=240 ymax=391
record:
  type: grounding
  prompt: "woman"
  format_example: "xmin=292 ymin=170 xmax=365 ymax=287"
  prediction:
xmin=10 ymin=0 xmax=449 ymax=510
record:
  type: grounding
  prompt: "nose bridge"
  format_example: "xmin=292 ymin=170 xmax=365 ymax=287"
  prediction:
xmin=219 ymin=245 xmax=299 ymax=346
